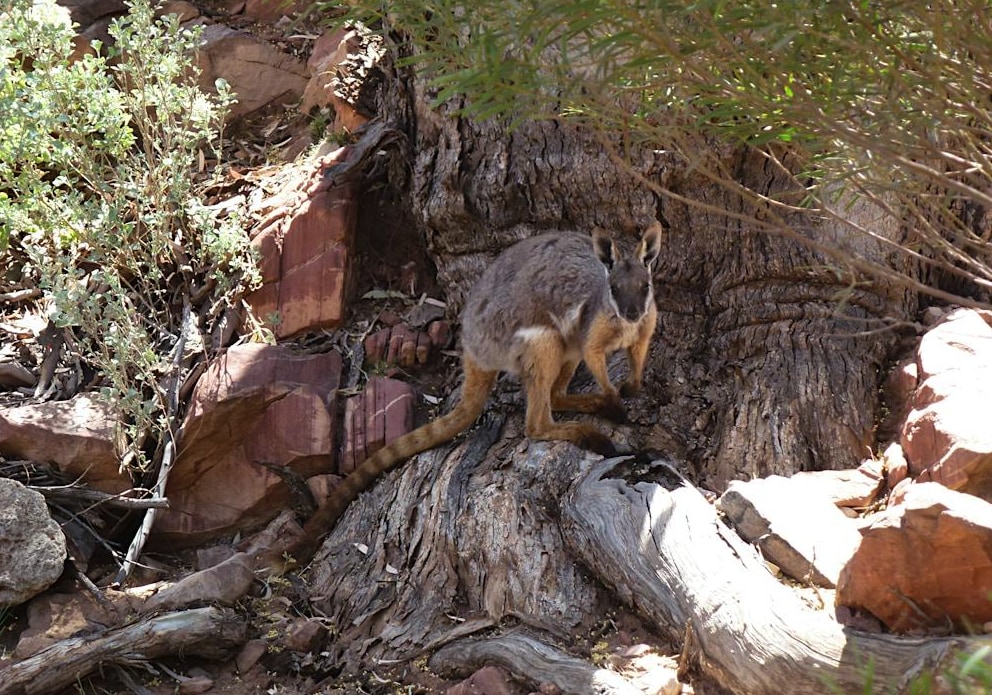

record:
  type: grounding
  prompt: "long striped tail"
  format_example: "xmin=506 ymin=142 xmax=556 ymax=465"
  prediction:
xmin=283 ymin=357 xmax=497 ymax=567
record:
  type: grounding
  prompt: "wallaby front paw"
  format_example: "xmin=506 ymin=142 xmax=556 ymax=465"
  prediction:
xmin=619 ymin=381 xmax=641 ymax=398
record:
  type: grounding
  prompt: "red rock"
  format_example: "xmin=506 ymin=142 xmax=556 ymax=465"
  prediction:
xmin=278 ymin=618 xmax=326 ymax=653
xmin=14 ymin=592 xmax=118 ymax=658
xmin=339 ymin=377 xmax=415 ymax=475
xmin=790 ymin=457 xmax=884 ymax=508
xmin=142 ymin=553 xmax=255 ymax=613
xmin=300 ymin=28 xmax=381 ymax=132
xmin=446 ymin=666 xmax=514 ymax=695
xmin=153 ymin=344 xmax=342 ymax=545
xmin=836 ymin=482 xmax=992 ymax=633
xmin=242 ymin=0 xmax=305 ymax=21
xmin=899 ymin=308 xmax=992 ymax=501
xmin=236 ymin=639 xmax=268 ymax=674
xmin=0 ymin=393 xmax=127 ymax=494
xmin=915 ymin=308 xmax=992 ymax=381
xmin=902 ymin=372 xmax=992 ymax=500
xmin=305 ymin=473 xmax=342 ymax=505
xmin=247 ymin=149 xmax=358 ymax=339
xmin=363 ymin=323 xmax=443 ymax=373
xmin=196 ymin=24 xmax=308 ymax=118
xmin=178 ymin=676 xmax=214 ymax=695
xmin=883 ymin=442 xmax=909 ymax=489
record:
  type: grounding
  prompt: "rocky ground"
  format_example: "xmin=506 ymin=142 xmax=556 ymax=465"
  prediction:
xmin=1 ymin=0 xmax=992 ymax=693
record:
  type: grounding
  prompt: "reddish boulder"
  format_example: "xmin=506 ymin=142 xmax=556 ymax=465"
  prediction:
xmin=196 ymin=24 xmax=308 ymax=118
xmin=301 ymin=28 xmax=384 ymax=133
xmin=154 ymin=344 xmax=342 ymax=545
xmin=789 ymin=457 xmax=885 ymax=509
xmin=247 ymin=147 xmax=358 ymax=339
xmin=836 ymin=482 xmax=992 ymax=633
xmin=446 ymin=666 xmax=515 ymax=695
xmin=0 ymin=393 xmax=127 ymax=493
xmin=915 ymin=308 xmax=992 ymax=380
xmin=363 ymin=321 xmax=451 ymax=374
xmin=339 ymin=377 xmax=415 ymax=475
xmin=242 ymin=0 xmax=305 ymax=21
xmin=902 ymin=308 xmax=992 ymax=500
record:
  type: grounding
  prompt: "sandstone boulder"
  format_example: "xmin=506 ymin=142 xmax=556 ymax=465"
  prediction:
xmin=153 ymin=344 xmax=342 ymax=545
xmin=301 ymin=27 xmax=384 ymax=133
xmin=363 ymin=321 xmax=451 ymax=375
xmin=836 ymin=482 xmax=992 ymax=633
xmin=718 ymin=474 xmax=863 ymax=587
xmin=339 ymin=377 xmax=415 ymax=475
xmin=0 ymin=478 xmax=67 ymax=607
xmin=247 ymin=147 xmax=357 ymax=339
xmin=902 ymin=308 xmax=992 ymax=500
xmin=446 ymin=666 xmax=515 ymax=695
xmin=789 ymin=457 xmax=885 ymax=509
xmin=196 ymin=24 xmax=308 ymax=118
xmin=0 ymin=393 xmax=126 ymax=494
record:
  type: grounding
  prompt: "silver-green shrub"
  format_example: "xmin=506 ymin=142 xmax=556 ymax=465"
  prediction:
xmin=0 ymin=0 xmax=259 ymax=472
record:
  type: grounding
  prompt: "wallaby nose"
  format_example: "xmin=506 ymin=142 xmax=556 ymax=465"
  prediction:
xmin=621 ymin=305 xmax=642 ymax=321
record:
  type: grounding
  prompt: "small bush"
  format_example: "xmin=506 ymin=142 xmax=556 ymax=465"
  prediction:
xmin=0 ymin=0 xmax=259 ymax=471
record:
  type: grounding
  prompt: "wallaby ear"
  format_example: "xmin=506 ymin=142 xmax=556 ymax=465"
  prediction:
xmin=591 ymin=227 xmax=616 ymax=269
xmin=638 ymin=221 xmax=663 ymax=269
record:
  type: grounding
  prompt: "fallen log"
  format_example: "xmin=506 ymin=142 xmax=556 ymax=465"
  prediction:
xmin=562 ymin=457 xmax=978 ymax=694
xmin=0 ymin=606 xmax=248 ymax=695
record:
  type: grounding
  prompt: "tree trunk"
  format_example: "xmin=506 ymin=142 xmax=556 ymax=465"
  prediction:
xmin=309 ymin=54 xmax=941 ymax=691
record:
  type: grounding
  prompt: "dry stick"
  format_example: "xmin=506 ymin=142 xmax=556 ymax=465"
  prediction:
xmin=113 ymin=303 xmax=192 ymax=586
xmin=0 ymin=606 xmax=247 ymax=695
xmin=0 ymin=287 xmax=41 ymax=304
xmin=30 ymin=484 xmax=169 ymax=510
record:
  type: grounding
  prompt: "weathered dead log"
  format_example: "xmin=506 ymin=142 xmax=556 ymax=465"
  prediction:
xmin=431 ymin=628 xmax=642 ymax=695
xmin=0 ymin=606 xmax=248 ymax=695
xmin=562 ymin=457 xmax=976 ymax=694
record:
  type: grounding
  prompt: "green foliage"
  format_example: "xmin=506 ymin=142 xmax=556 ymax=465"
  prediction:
xmin=0 ymin=0 xmax=258 ymax=470
xmin=329 ymin=0 xmax=992 ymax=302
xmin=946 ymin=643 xmax=992 ymax=694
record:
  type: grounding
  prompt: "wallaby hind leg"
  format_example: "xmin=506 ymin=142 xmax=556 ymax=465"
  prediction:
xmin=520 ymin=331 xmax=616 ymax=456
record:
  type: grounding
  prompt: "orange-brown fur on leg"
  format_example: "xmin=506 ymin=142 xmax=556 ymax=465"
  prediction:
xmin=518 ymin=324 xmax=618 ymax=456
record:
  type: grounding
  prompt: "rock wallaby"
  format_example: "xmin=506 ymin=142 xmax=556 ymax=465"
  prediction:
xmin=285 ymin=222 xmax=663 ymax=565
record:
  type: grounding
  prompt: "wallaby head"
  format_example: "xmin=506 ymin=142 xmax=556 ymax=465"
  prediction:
xmin=592 ymin=221 xmax=662 ymax=323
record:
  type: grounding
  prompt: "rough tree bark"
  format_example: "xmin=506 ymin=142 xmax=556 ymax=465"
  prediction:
xmin=307 ymin=53 xmax=949 ymax=691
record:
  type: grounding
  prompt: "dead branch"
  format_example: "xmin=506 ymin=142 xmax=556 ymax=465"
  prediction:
xmin=28 ymin=485 xmax=168 ymax=510
xmin=0 ymin=606 xmax=248 ymax=695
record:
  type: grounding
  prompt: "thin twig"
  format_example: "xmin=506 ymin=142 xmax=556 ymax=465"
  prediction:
xmin=113 ymin=302 xmax=192 ymax=586
xmin=29 ymin=484 xmax=169 ymax=510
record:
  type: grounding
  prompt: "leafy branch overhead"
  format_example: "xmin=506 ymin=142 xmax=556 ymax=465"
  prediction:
xmin=339 ymin=0 xmax=992 ymax=305
xmin=0 ymin=0 xmax=260 ymax=471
